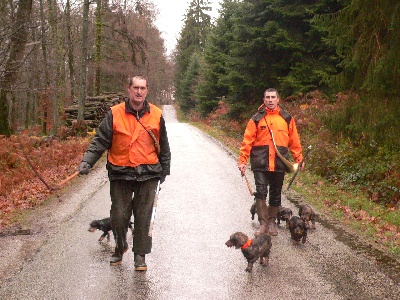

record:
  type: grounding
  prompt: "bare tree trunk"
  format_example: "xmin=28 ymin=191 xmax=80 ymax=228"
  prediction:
xmin=0 ymin=0 xmax=33 ymax=136
xmin=94 ymin=0 xmax=103 ymax=96
xmin=77 ymin=0 xmax=90 ymax=121
xmin=65 ymin=0 xmax=76 ymax=100
xmin=47 ymin=0 xmax=63 ymax=135
xmin=39 ymin=0 xmax=50 ymax=135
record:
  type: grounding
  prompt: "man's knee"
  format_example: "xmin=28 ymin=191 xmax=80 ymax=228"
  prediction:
xmin=269 ymin=197 xmax=281 ymax=207
xmin=253 ymin=191 xmax=267 ymax=199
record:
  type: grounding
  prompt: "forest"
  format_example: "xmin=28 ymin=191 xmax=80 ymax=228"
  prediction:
xmin=174 ymin=0 xmax=399 ymax=208
xmin=0 ymin=1 xmax=399 ymax=251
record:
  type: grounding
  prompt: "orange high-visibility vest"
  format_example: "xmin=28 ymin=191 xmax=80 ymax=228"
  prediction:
xmin=108 ymin=102 xmax=161 ymax=167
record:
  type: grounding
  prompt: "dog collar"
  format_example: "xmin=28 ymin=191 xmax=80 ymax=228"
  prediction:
xmin=241 ymin=239 xmax=252 ymax=250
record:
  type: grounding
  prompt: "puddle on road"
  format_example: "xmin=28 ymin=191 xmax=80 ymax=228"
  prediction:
xmin=286 ymin=193 xmax=400 ymax=284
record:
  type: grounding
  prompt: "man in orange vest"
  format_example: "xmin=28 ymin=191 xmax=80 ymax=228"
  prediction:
xmin=79 ymin=75 xmax=171 ymax=271
xmin=238 ymin=88 xmax=303 ymax=236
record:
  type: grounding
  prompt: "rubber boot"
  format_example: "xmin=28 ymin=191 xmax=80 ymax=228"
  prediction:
xmin=255 ymin=198 xmax=268 ymax=235
xmin=134 ymin=254 xmax=147 ymax=271
xmin=110 ymin=241 xmax=128 ymax=266
xmin=267 ymin=206 xmax=280 ymax=236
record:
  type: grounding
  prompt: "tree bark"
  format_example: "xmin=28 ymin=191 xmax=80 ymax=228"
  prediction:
xmin=39 ymin=0 xmax=50 ymax=135
xmin=77 ymin=0 xmax=90 ymax=121
xmin=65 ymin=0 xmax=76 ymax=100
xmin=0 ymin=0 xmax=33 ymax=136
xmin=94 ymin=0 xmax=103 ymax=96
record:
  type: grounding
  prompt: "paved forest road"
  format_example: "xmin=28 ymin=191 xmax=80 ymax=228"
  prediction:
xmin=0 ymin=105 xmax=399 ymax=299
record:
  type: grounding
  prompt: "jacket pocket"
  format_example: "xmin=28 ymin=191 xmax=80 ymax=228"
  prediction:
xmin=275 ymin=146 xmax=290 ymax=172
xmin=250 ymin=145 xmax=269 ymax=171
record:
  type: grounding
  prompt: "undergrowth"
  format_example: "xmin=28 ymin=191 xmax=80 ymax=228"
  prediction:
xmin=0 ymin=134 xmax=90 ymax=229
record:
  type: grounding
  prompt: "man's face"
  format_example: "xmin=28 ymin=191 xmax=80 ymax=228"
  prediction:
xmin=128 ymin=77 xmax=148 ymax=107
xmin=263 ymin=91 xmax=279 ymax=110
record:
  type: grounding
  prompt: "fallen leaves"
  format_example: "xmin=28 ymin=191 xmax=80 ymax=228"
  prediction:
xmin=325 ymin=199 xmax=399 ymax=247
xmin=0 ymin=135 xmax=90 ymax=230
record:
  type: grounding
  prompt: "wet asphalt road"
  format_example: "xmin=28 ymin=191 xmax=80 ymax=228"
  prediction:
xmin=0 ymin=105 xmax=399 ymax=299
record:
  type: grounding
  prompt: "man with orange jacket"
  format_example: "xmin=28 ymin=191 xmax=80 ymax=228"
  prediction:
xmin=78 ymin=75 xmax=171 ymax=270
xmin=238 ymin=88 xmax=303 ymax=236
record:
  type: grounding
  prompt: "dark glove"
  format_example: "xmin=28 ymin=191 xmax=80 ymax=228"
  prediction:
xmin=79 ymin=161 xmax=91 ymax=175
xmin=160 ymin=175 xmax=166 ymax=184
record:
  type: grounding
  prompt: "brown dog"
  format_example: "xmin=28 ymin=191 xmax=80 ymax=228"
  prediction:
xmin=277 ymin=206 xmax=293 ymax=228
xmin=289 ymin=216 xmax=307 ymax=244
xmin=298 ymin=204 xmax=316 ymax=229
xmin=225 ymin=232 xmax=272 ymax=272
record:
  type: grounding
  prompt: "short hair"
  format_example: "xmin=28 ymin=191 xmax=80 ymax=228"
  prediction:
xmin=128 ymin=75 xmax=148 ymax=87
xmin=264 ymin=88 xmax=280 ymax=98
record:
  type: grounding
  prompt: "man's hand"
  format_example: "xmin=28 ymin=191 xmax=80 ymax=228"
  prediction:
xmin=238 ymin=164 xmax=246 ymax=176
xmin=79 ymin=161 xmax=91 ymax=175
xmin=299 ymin=161 xmax=305 ymax=171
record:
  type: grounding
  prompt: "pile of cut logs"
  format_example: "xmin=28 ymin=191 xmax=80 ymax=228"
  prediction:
xmin=64 ymin=93 xmax=126 ymax=129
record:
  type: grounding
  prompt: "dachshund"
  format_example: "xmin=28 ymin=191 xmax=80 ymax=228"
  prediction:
xmin=225 ymin=232 xmax=272 ymax=272
xmin=298 ymin=204 xmax=317 ymax=229
xmin=277 ymin=206 xmax=293 ymax=228
xmin=88 ymin=217 xmax=133 ymax=242
xmin=289 ymin=216 xmax=307 ymax=244
xmin=250 ymin=201 xmax=257 ymax=220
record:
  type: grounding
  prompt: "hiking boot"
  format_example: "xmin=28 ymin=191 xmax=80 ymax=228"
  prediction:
xmin=134 ymin=254 xmax=147 ymax=271
xmin=110 ymin=252 xmax=123 ymax=266
xmin=110 ymin=242 xmax=128 ymax=266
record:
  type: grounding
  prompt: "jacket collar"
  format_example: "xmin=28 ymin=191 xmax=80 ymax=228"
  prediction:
xmin=125 ymin=99 xmax=150 ymax=118
xmin=258 ymin=103 xmax=281 ymax=115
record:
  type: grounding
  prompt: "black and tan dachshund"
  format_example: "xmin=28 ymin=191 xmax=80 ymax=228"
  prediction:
xmin=277 ymin=206 xmax=293 ymax=229
xmin=289 ymin=216 xmax=307 ymax=244
xmin=225 ymin=231 xmax=272 ymax=272
xmin=88 ymin=217 xmax=133 ymax=242
xmin=250 ymin=201 xmax=257 ymax=220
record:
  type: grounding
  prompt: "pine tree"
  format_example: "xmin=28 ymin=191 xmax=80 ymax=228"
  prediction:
xmin=174 ymin=0 xmax=212 ymax=111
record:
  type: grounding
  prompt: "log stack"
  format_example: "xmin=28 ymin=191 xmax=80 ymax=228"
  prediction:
xmin=64 ymin=93 xmax=126 ymax=129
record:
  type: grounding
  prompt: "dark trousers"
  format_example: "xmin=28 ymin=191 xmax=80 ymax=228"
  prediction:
xmin=110 ymin=178 xmax=158 ymax=255
xmin=253 ymin=171 xmax=285 ymax=206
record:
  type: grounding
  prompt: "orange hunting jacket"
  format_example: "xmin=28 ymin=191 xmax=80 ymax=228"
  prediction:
xmin=238 ymin=105 xmax=303 ymax=172
xmin=108 ymin=102 xmax=161 ymax=167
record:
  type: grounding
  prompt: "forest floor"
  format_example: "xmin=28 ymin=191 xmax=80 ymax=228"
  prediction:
xmin=0 ymin=134 xmax=91 ymax=232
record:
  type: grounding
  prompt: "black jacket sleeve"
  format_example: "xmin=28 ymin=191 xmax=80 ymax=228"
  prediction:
xmin=81 ymin=111 xmax=113 ymax=167
xmin=159 ymin=115 xmax=171 ymax=177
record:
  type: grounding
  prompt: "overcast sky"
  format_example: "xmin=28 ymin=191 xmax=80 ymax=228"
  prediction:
xmin=152 ymin=0 xmax=220 ymax=55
